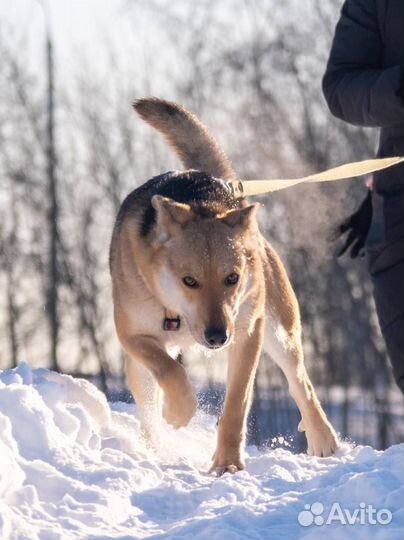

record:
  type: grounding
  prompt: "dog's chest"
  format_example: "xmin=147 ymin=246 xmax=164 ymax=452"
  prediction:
xmin=125 ymin=295 xmax=196 ymax=350
xmin=161 ymin=314 xmax=196 ymax=352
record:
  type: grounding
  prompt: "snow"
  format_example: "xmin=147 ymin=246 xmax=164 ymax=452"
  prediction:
xmin=0 ymin=364 xmax=402 ymax=540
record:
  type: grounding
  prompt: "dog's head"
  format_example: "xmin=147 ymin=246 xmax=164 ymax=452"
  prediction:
xmin=149 ymin=195 xmax=260 ymax=350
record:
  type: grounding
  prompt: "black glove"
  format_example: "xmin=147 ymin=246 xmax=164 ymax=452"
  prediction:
xmin=335 ymin=189 xmax=373 ymax=258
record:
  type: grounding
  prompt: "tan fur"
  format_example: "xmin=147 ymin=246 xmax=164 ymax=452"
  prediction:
xmin=134 ymin=98 xmax=236 ymax=180
xmin=111 ymin=99 xmax=338 ymax=474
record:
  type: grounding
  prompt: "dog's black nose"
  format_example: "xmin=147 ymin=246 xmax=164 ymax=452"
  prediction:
xmin=204 ymin=327 xmax=229 ymax=348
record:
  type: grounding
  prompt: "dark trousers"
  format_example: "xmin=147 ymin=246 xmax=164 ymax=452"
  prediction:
xmin=368 ymin=191 xmax=404 ymax=394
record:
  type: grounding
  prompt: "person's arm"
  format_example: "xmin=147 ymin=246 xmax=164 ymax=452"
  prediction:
xmin=322 ymin=0 xmax=404 ymax=128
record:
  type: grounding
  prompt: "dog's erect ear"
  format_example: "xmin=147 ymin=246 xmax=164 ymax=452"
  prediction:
xmin=152 ymin=195 xmax=193 ymax=225
xmin=220 ymin=204 xmax=259 ymax=229
xmin=151 ymin=195 xmax=194 ymax=242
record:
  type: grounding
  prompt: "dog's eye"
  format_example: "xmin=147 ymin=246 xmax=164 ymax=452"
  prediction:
xmin=182 ymin=276 xmax=200 ymax=288
xmin=225 ymin=273 xmax=239 ymax=286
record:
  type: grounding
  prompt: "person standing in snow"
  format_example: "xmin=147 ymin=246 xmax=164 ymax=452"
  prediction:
xmin=322 ymin=0 xmax=404 ymax=394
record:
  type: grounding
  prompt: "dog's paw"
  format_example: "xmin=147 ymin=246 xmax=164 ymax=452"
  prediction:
xmin=211 ymin=464 xmax=243 ymax=476
xmin=209 ymin=447 xmax=244 ymax=476
xmin=304 ymin=422 xmax=339 ymax=457
xmin=162 ymin=387 xmax=197 ymax=429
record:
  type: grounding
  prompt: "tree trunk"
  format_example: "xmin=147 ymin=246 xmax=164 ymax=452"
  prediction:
xmin=45 ymin=32 xmax=60 ymax=372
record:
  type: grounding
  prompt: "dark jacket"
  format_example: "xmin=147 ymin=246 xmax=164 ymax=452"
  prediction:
xmin=323 ymin=0 xmax=404 ymax=203
xmin=323 ymin=0 xmax=404 ymax=395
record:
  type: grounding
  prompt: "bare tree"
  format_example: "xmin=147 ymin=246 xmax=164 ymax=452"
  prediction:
xmin=44 ymin=26 xmax=60 ymax=372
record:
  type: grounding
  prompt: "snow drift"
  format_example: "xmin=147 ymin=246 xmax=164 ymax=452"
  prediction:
xmin=0 ymin=364 xmax=402 ymax=540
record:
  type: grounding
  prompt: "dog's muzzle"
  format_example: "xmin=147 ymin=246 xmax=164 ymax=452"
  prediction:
xmin=204 ymin=327 xmax=229 ymax=349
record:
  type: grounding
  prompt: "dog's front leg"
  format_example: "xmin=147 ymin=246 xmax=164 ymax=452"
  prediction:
xmin=210 ymin=317 xmax=265 ymax=475
xmin=121 ymin=335 xmax=197 ymax=433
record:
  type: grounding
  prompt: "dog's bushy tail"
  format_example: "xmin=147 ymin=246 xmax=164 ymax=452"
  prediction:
xmin=133 ymin=98 xmax=236 ymax=180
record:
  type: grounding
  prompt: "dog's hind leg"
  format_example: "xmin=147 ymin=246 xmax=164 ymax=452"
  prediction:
xmin=263 ymin=241 xmax=338 ymax=457
xmin=264 ymin=317 xmax=338 ymax=457
xmin=125 ymin=358 xmax=162 ymax=444
xmin=210 ymin=317 xmax=265 ymax=475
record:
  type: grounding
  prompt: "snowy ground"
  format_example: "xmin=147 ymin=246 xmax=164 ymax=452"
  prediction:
xmin=0 ymin=364 xmax=402 ymax=540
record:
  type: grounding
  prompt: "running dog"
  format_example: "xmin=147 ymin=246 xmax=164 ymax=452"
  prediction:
xmin=110 ymin=98 xmax=339 ymax=474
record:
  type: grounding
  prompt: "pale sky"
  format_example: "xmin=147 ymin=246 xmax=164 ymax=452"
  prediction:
xmin=0 ymin=0 xmax=165 ymax=87
xmin=1 ymin=1 xmax=125 ymax=54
